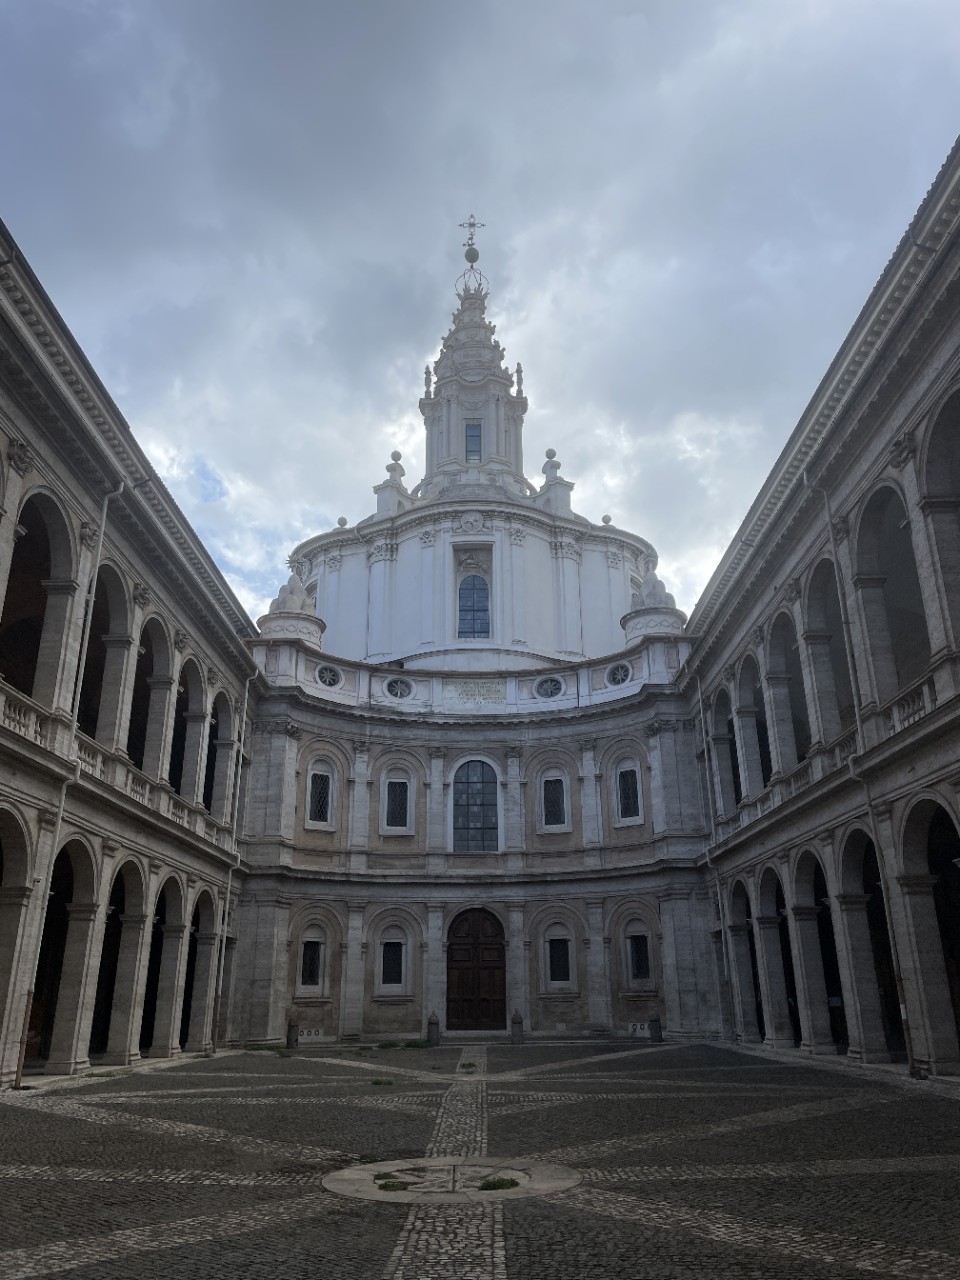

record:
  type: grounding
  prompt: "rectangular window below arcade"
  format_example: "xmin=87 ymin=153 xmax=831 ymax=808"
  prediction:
xmin=548 ymin=938 xmax=571 ymax=984
xmin=385 ymin=780 xmax=409 ymax=828
xmin=381 ymin=941 xmax=404 ymax=987
xmin=630 ymin=935 xmax=650 ymax=982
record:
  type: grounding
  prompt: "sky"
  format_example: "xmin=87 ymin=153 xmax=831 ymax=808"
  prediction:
xmin=3 ymin=0 xmax=960 ymax=620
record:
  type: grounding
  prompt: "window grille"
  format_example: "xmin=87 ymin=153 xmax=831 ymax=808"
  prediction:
xmin=317 ymin=665 xmax=341 ymax=688
xmin=386 ymin=779 xmax=409 ymax=828
xmin=386 ymin=677 xmax=412 ymax=698
xmin=381 ymin=940 xmax=403 ymax=986
xmin=548 ymin=937 xmax=571 ymax=983
xmin=458 ymin=575 xmax=490 ymax=639
xmin=453 ymin=760 xmax=498 ymax=851
xmin=535 ymin=677 xmax=562 ymax=699
xmin=301 ymin=940 xmax=322 ymax=986
xmin=618 ymin=767 xmax=640 ymax=819
xmin=607 ymin=662 xmax=631 ymax=686
xmin=630 ymin=934 xmax=650 ymax=981
xmin=543 ymin=777 xmax=566 ymax=827
xmin=309 ymin=772 xmax=331 ymax=823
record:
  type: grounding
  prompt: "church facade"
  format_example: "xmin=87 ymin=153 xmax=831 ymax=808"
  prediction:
xmin=2 ymin=140 xmax=960 ymax=1083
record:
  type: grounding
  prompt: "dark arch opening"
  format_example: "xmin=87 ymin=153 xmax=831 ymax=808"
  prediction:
xmin=139 ymin=887 xmax=166 ymax=1053
xmin=813 ymin=861 xmax=848 ymax=1052
xmin=929 ymin=808 xmax=960 ymax=1041
xmin=89 ymin=872 xmax=125 ymax=1056
xmin=28 ymin=849 xmax=74 ymax=1061
xmin=856 ymin=487 xmax=931 ymax=699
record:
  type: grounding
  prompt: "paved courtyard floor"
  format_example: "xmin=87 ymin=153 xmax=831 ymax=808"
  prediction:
xmin=0 ymin=1042 xmax=959 ymax=1278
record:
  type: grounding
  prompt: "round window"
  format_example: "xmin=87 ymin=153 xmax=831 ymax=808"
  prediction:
xmin=535 ymin=677 xmax=563 ymax=699
xmin=316 ymin=665 xmax=342 ymax=688
xmin=385 ymin=678 xmax=412 ymax=699
xmin=606 ymin=662 xmax=631 ymax=687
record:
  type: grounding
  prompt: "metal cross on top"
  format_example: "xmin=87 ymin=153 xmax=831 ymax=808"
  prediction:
xmin=459 ymin=214 xmax=486 ymax=250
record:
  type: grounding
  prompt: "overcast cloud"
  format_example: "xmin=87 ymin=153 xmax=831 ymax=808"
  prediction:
xmin=3 ymin=0 xmax=960 ymax=620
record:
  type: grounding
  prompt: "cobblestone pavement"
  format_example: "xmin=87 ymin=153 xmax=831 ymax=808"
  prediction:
xmin=1 ymin=1042 xmax=959 ymax=1277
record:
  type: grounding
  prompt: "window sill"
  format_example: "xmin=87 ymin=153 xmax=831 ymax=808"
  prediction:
xmin=373 ymin=994 xmax=414 ymax=1004
xmin=613 ymin=817 xmax=644 ymax=829
xmin=539 ymin=989 xmax=581 ymax=999
xmin=294 ymin=995 xmax=333 ymax=1005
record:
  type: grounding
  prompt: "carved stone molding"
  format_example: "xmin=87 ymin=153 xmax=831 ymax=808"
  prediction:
xmin=208 ymin=666 xmax=222 ymax=687
xmin=132 ymin=582 xmax=151 ymax=608
xmin=832 ymin=514 xmax=849 ymax=543
xmin=455 ymin=546 xmax=492 ymax=576
xmin=325 ymin=553 xmax=343 ymax=572
xmin=7 ymin=438 xmax=33 ymax=477
xmin=508 ymin=525 xmax=527 ymax=545
xmin=751 ymin=624 xmax=764 ymax=648
xmin=79 ymin=521 xmax=98 ymax=550
xmin=606 ymin=549 xmax=623 ymax=568
xmin=645 ymin=718 xmax=677 ymax=737
xmin=252 ymin=718 xmax=302 ymax=740
xmin=429 ymin=746 xmax=447 ymax=760
xmin=551 ymin=538 xmax=582 ymax=563
xmin=505 ymin=745 xmax=523 ymax=759
xmin=419 ymin=529 xmax=438 ymax=547
xmin=783 ymin=578 xmax=801 ymax=603
xmin=367 ymin=542 xmax=398 ymax=564
xmin=721 ymin=665 xmax=735 ymax=684
xmin=174 ymin=628 xmax=188 ymax=652
xmin=890 ymin=430 xmax=915 ymax=469
xmin=578 ymin=738 xmax=597 ymax=754
xmin=457 ymin=511 xmax=485 ymax=534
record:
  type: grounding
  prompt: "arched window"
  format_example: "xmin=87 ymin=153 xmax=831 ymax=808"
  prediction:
xmin=543 ymin=921 xmax=576 ymax=991
xmin=458 ymin=575 xmax=490 ymax=639
xmin=377 ymin=924 xmax=408 ymax=994
xmin=305 ymin=759 xmax=337 ymax=830
xmin=453 ymin=760 xmax=499 ymax=852
xmin=380 ymin=766 xmax=414 ymax=835
xmin=613 ymin=757 xmax=644 ymax=826
xmin=298 ymin=924 xmax=327 ymax=995
xmin=538 ymin=769 xmax=571 ymax=832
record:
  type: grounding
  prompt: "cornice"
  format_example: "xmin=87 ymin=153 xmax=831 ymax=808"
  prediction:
xmin=687 ymin=141 xmax=960 ymax=638
xmin=0 ymin=237 xmax=258 ymax=672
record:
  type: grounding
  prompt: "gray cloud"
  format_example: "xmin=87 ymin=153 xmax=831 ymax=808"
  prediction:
xmin=4 ymin=0 xmax=960 ymax=617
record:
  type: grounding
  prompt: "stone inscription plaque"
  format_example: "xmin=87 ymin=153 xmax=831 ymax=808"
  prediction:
xmin=443 ymin=678 xmax=507 ymax=705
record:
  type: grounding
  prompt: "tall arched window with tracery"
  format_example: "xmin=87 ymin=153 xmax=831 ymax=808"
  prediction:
xmin=458 ymin=574 xmax=490 ymax=639
xmin=453 ymin=760 xmax=499 ymax=851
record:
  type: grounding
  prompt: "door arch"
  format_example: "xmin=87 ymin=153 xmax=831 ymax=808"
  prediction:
xmin=446 ymin=909 xmax=505 ymax=1031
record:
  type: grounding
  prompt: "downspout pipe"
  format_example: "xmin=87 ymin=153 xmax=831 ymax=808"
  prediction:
xmin=210 ymin=669 xmax=256 ymax=1053
xmin=14 ymin=480 xmax=125 ymax=1087
xmin=803 ymin=469 xmax=917 ymax=1076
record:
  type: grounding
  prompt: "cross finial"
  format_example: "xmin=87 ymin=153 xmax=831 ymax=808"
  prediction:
xmin=459 ymin=214 xmax=486 ymax=250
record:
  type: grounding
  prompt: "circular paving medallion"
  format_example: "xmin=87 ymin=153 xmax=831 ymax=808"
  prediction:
xmin=322 ymin=1155 xmax=581 ymax=1205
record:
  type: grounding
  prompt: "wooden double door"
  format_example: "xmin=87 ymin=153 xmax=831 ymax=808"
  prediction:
xmin=446 ymin=909 xmax=506 ymax=1031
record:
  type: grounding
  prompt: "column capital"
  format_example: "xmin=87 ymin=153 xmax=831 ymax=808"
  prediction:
xmin=753 ymin=914 xmax=782 ymax=928
xmin=791 ymin=905 xmax=821 ymax=921
xmin=896 ymin=873 xmax=939 ymax=894
xmin=66 ymin=903 xmax=99 ymax=922
xmin=834 ymin=894 xmax=871 ymax=911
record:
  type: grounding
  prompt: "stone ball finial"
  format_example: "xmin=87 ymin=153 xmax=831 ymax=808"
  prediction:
xmin=465 ymin=245 xmax=480 ymax=264
xmin=391 ymin=450 xmax=402 ymax=463
xmin=545 ymin=448 xmax=557 ymax=460
xmin=337 ymin=516 xmax=348 ymax=528
xmin=602 ymin=514 xmax=612 ymax=525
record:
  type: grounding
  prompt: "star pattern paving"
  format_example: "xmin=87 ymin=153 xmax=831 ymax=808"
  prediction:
xmin=0 ymin=1043 xmax=959 ymax=1278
